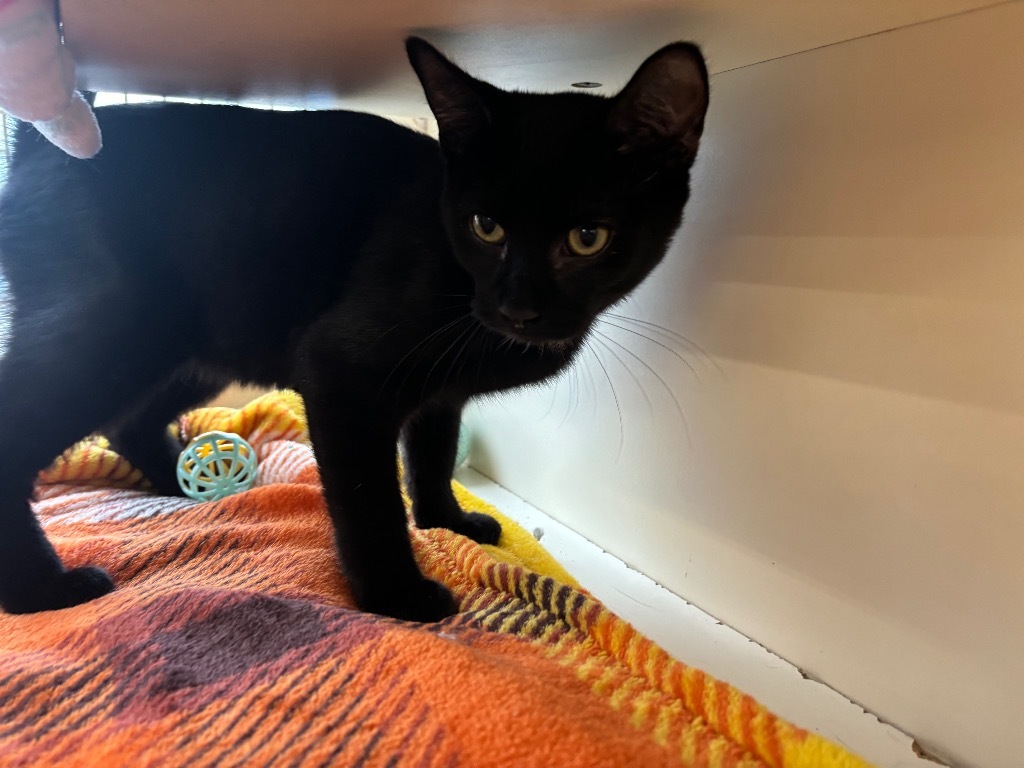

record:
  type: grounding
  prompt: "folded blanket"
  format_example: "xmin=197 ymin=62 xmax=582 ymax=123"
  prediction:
xmin=0 ymin=391 xmax=870 ymax=768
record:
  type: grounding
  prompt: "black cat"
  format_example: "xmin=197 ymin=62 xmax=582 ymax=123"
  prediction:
xmin=0 ymin=38 xmax=708 ymax=621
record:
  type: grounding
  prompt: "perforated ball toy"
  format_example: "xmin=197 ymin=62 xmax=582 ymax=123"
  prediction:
xmin=176 ymin=431 xmax=258 ymax=501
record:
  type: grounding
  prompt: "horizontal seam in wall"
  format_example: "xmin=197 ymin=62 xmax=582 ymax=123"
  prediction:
xmin=712 ymin=0 xmax=1019 ymax=77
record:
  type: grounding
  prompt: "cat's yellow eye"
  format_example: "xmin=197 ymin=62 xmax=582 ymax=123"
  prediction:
xmin=471 ymin=215 xmax=506 ymax=245
xmin=566 ymin=226 xmax=611 ymax=257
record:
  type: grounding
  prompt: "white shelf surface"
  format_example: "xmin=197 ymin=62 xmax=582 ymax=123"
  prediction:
xmin=456 ymin=467 xmax=942 ymax=768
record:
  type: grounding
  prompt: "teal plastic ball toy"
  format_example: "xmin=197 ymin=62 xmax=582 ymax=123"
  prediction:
xmin=176 ymin=431 xmax=258 ymax=501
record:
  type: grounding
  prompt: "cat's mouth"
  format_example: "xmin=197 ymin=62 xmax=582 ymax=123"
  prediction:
xmin=471 ymin=299 xmax=588 ymax=348
xmin=501 ymin=330 xmax=576 ymax=349
xmin=477 ymin=315 xmax=583 ymax=349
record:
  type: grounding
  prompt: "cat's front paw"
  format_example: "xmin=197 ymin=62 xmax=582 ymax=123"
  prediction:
xmin=140 ymin=443 xmax=189 ymax=497
xmin=361 ymin=577 xmax=458 ymax=623
xmin=2 ymin=566 xmax=115 ymax=614
xmin=147 ymin=473 xmax=187 ymax=498
xmin=449 ymin=511 xmax=501 ymax=545
xmin=414 ymin=502 xmax=502 ymax=545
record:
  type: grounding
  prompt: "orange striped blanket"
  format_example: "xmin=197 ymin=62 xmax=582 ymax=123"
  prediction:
xmin=0 ymin=391 xmax=870 ymax=767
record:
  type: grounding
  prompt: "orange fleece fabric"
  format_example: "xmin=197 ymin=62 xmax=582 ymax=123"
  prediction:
xmin=0 ymin=391 xmax=871 ymax=768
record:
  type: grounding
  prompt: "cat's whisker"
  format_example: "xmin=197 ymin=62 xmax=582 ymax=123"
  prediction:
xmin=604 ymin=312 xmax=724 ymax=375
xmin=377 ymin=314 xmax=471 ymax=403
xmin=443 ymin=320 xmax=484 ymax=393
xmin=474 ymin=327 xmax=494 ymax=390
xmin=587 ymin=346 xmax=601 ymax=420
xmin=568 ymin=361 xmax=585 ymax=425
xmin=592 ymin=332 xmax=654 ymax=418
xmin=374 ymin=303 xmax=471 ymax=345
xmin=450 ymin=323 xmax=477 ymax=385
xmin=585 ymin=341 xmax=625 ymax=463
xmin=593 ymin=329 xmax=691 ymax=449
xmin=555 ymin=365 xmax=575 ymax=427
xmin=540 ymin=354 xmax=580 ymax=423
xmin=596 ymin=317 xmax=698 ymax=377
xmin=419 ymin=316 xmax=476 ymax=398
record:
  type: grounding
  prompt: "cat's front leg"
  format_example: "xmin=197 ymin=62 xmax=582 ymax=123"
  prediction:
xmin=402 ymin=400 xmax=501 ymax=545
xmin=299 ymin=378 xmax=457 ymax=623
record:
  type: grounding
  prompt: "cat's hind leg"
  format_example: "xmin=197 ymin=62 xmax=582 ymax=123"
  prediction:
xmin=0 ymin=299 xmax=186 ymax=613
xmin=402 ymin=400 xmax=501 ymax=545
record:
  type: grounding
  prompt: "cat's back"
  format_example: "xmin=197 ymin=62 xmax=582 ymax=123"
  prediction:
xmin=6 ymin=103 xmax=438 ymax=221
xmin=10 ymin=102 xmax=433 ymax=177
xmin=0 ymin=103 xmax=442 ymax=292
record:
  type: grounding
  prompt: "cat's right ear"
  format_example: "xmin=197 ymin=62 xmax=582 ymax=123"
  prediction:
xmin=608 ymin=42 xmax=710 ymax=165
xmin=406 ymin=37 xmax=493 ymax=154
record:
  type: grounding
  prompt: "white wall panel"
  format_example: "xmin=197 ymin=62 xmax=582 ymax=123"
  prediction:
xmin=468 ymin=5 xmax=1024 ymax=766
xmin=63 ymin=0 xmax=1001 ymax=112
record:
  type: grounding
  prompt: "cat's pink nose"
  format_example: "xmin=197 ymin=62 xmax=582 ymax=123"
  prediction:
xmin=499 ymin=304 xmax=541 ymax=328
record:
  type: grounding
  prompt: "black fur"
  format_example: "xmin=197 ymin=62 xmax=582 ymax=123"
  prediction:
xmin=0 ymin=39 xmax=708 ymax=621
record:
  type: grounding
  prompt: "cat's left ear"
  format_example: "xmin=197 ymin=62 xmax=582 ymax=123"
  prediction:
xmin=406 ymin=37 xmax=495 ymax=154
xmin=608 ymin=42 xmax=710 ymax=163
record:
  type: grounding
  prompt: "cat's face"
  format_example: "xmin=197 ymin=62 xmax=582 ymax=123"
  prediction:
xmin=408 ymin=38 xmax=709 ymax=345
